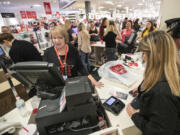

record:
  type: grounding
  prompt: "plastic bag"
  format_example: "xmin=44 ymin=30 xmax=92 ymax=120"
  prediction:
xmin=98 ymin=60 xmax=139 ymax=87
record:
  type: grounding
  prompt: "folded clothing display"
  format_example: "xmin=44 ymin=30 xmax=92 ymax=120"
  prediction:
xmin=98 ymin=60 xmax=139 ymax=87
xmin=128 ymin=62 xmax=138 ymax=67
xmin=110 ymin=64 xmax=127 ymax=74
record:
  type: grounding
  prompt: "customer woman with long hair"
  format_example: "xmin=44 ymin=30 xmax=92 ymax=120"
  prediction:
xmin=64 ymin=19 xmax=77 ymax=45
xmin=78 ymin=23 xmax=91 ymax=72
xmin=140 ymin=20 xmax=156 ymax=39
xmin=103 ymin=20 xmax=121 ymax=61
xmin=126 ymin=31 xmax=180 ymax=135
xmin=120 ymin=21 xmax=133 ymax=43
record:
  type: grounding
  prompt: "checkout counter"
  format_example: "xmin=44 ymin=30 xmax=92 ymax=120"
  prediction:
xmin=1 ymin=54 xmax=144 ymax=135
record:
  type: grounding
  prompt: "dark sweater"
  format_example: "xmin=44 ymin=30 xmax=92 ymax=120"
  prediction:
xmin=43 ymin=45 xmax=88 ymax=77
xmin=9 ymin=39 xmax=42 ymax=63
xmin=103 ymin=32 xmax=117 ymax=48
xmin=132 ymin=79 xmax=180 ymax=135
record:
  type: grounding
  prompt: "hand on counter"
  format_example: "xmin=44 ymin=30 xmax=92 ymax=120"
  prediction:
xmin=93 ymin=81 xmax=104 ymax=88
xmin=4 ymin=72 xmax=11 ymax=79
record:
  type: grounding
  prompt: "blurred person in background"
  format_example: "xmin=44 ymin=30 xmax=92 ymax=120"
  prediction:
xmin=122 ymin=17 xmax=128 ymax=29
xmin=99 ymin=17 xmax=108 ymax=40
xmin=1 ymin=26 xmax=11 ymax=33
xmin=65 ymin=19 xmax=77 ymax=46
xmin=133 ymin=18 xmax=140 ymax=32
xmin=89 ymin=21 xmax=99 ymax=42
xmin=103 ymin=20 xmax=121 ymax=61
xmin=0 ymin=33 xmax=42 ymax=63
xmin=120 ymin=21 xmax=133 ymax=43
xmin=1 ymin=26 xmax=11 ymax=56
xmin=78 ymin=23 xmax=91 ymax=72
xmin=165 ymin=18 xmax=180 ymax=54
xmin=140 ymin=20 xmax=156 ymax=39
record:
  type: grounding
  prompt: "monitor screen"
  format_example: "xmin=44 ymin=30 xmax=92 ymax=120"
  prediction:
xmin=10 ymin=62 xmax=65 ymax=88
xmin=106 ymin=97 xmax=116 ymax=105
xmin=72 ymin=27 xmax=78 ymax=35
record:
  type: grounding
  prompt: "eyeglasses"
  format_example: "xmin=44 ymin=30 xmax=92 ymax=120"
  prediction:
xmin=52 ymin=36 xmax=64 ymax=40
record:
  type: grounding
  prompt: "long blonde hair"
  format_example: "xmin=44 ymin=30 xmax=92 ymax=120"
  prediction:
xmin=104 ymin=20 xmax=115 ymax=36
xmin=139 ymin=31 xmax=180 ymax=96
xmin=64 ymin=19 xmax=71 ymax=31
xmin=78 ymin=23 xmax=90 ymax=40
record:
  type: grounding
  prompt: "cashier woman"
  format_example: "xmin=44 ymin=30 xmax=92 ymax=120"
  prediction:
xmin=126 ymin=31 xmax=180 ymax=135
xmin=43 ymin=26 xmax=103 ymax=88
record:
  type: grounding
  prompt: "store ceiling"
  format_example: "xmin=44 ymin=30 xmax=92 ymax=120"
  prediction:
xmin=0 ymin=0 xmax=161 ymax=15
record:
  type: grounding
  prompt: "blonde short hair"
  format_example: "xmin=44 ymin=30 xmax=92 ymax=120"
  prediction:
xmin=50 ymin=26 xmax=69 ymax=44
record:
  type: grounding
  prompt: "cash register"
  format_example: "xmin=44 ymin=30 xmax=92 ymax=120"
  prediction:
xmin=10 ymin=62 xmax=99 ymax=135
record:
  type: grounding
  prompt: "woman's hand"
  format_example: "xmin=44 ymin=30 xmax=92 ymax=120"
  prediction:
xmin=92 ymin=81 xmax=104 ymax=88
xmin=88 ymin=75 xmax=104 ymax=88
xmin=126 ymin=104 xmax=140 ymax=117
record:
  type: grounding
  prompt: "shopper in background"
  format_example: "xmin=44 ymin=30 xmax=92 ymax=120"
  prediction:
xmin=43 ymin=26 xmax=103 ymax=88
xmin=0 ymin=33 xmax=42 ymax=63
xmin=120 ymin=21 xmax=133 ymax=43
xmin=99 ymin=17 xmax=108 ymax=40
xmin=1 ymin=26 xmax=11 ymax=33
xmin=140 ymin=20 xmax=156 ymax=39
xmin=103 ymin=21 xmax=121 ymax=61
xmin=89 ymin=21 xmax=99 ymax=42
xmin=1 ymin=26 xmax=12 ymax=56
xmin=78 ymin=23 xmax=91 ymax=72
xmin=122 ymin=17 xmax=128 ymax=29
xmin=133 ymin=18 xmax=140 ymax=32
xmin=65 ymin=19 xmax=77 ymax=46
xmin=126 ymin=31 xmax=180 ymax=135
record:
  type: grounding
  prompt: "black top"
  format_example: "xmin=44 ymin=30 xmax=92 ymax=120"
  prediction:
xmin=9 ymin=40 xmax=42 ymax=63
xmin=132 ymin=78 xmax=180 ymax=135
xmin=103 ymin=32 xmax=117 ymax=48
xmin=67 ymin=29 xmax=74 ymax=42
xmin=89 ymin=28 xmax=98 ymax=41
xmin=43 ymin=45 xmax=88 ymax=78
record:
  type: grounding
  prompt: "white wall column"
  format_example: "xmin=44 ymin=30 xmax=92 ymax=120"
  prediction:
xmin=159 ymin=0 xmax=180 ymax=30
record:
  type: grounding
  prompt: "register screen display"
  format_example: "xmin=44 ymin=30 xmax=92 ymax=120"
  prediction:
xmin=106 ymin=97 xmax=116 ymax=105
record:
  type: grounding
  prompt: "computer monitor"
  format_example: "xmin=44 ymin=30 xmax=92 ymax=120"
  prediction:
xmin=72 ymin=27 xmax=78 ymax=35
xmin=10 ymin=62 xmax=65 ymax=99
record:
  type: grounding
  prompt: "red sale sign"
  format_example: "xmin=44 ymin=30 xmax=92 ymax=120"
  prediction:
xmin=31 ymin=11 xmax=37 ymax=19
xmin=20 ymin=11 xmax=27 ymax=19
xmin=56 ymin=11 xmax=60 ymax=18
xmin=43 ymin=2 xmax=52 ymax=14
xmin=26 ymin=11 xmax=32 ymax=19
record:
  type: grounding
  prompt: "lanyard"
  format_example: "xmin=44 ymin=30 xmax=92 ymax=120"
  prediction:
xmin=54 ymin=45 xmax=68 ymax=68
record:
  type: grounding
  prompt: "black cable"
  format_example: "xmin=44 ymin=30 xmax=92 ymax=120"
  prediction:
xmin=68 ymin=121 xmax=105 ymax=132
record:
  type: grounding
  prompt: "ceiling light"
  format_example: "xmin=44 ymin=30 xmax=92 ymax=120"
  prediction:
xmin=6 ymin=1 xmax=10 ymax=4
xmin=33 ymin=4 xmax=41 ymax=7
xmin=105 ymin=1 xmax=114 ymax=5
xmin=99 ymin=7 xmax=104 ymax=9
xmin=137 ymin=3 xmax=143 ymax=6
xmin=117 ymin=5 xmax=122 ymax=7
xmin=156 ymin=1 xmax=161 ymax=4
